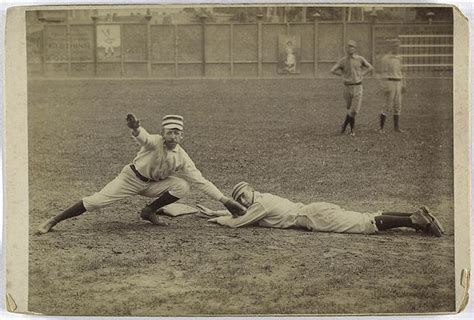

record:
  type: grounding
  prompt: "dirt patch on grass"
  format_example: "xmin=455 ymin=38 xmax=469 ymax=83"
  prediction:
xmin=28 ymin=79 xmax=455 ymax=315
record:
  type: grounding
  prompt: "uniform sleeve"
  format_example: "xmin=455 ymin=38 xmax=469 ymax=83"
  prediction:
xmin=133 ymin=127 xmax=161 ymax=149
xmin=209 ymin=203 xmax=267 ymax=228
xmin=180 ymin=151 xmax=224 ymax=201
xmin=361 ymin=56 xmax=373 ymax=69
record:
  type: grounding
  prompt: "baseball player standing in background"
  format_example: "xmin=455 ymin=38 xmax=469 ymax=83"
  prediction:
xmin=379 ymin=38 xmax=406 ymax=133
xmin=37 ymin=114 xmax=246 ymax=234
xmin=198 ymin=181 xmax=445 ymax=237
xmin=331 ymin=40 xmax=373 ymax=136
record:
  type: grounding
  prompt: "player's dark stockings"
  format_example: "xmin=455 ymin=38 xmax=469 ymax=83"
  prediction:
xmin=53 ymin=200 xmax=87 ymax=223
xmin=145 ymin=191 xmax=179 ymax=213
xmin=393 ymin=115 xmax=400 ymax=130
xmin=374 ymin=215 xmax=416 ymax=231
xmin=380 ymin=114 xmax=386 ymax=129
xmin=349 ymin=115 xmax=355 ymax=132
xmin=341 ymin=115 xmax=351 ymax=133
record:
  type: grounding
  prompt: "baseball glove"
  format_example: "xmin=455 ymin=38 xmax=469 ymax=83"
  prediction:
xmin=126 ymin=113 xmax=140 ymax=129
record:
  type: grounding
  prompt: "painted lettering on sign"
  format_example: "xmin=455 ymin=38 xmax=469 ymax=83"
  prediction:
xmin=71 ymin=27 xmax=94 ymax=60
xmin=27 ymin=30 xmax=43 ymax=62
xmin=45 ymin=27 xmax=68 ymax=61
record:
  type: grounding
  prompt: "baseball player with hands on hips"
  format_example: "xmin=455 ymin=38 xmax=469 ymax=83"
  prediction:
xmin=37 ymin=113 xmax=246 ymax=234
xmin=331 ymin=40 xmax=373 ymax=136
xmin=198 ymin=181 xmax=445 ymax=237
xmin=379 ymin=38 xmax=406 ymax=133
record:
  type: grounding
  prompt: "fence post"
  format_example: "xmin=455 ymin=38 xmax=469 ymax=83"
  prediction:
xmin=313 ymin=12 xmax=320 ymax=78
xmin=120 ymin=24 xmax=124 ymax=77
xmin=174 ymin=24 xmax=178 ymax=77
xmin=200 ymin=15 xmax=207 ymax=77
xmin=369 ymin=10 xmax=377 ymax=77
xmin=91 ymin=16 xmax=98 ymax=77
xmin=145 ymin=11 xmax=152 ymax=78
xmin=257 ymin=14 xmax=263 ymax=78
xmin=342 ymin=7 xmax=347 ymax=48
xmin=67 ymin=19 xmax=71 ymax=76
xmin=230 ymin=23 xmax=234 ymax=77
xmin=40 ymin=19 xmax=46 ymax=76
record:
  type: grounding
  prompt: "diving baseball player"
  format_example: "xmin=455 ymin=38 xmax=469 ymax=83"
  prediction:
xmin=37 ymin=114 xmax=246 ymax=234
xmin=379 ymin=38 xmax=405 ymax=133
xmin=331 ymin=40 xmax=373 ymax=136
xmin=198 ymin=181 xmax=445 ymax=237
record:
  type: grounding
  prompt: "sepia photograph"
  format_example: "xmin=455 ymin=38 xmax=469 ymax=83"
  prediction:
xmin=3 ymin=2 xmax=471 ymax=317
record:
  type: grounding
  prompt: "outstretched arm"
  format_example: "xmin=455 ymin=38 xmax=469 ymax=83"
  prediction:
xmin=196 ymin=204 xmax=231 ymax=217
xmin=126 ymin=113 xmax=141 ymax=136
xmin=208 ymin=202 xmax=267 ymax=228
xmin=126 ymin=113 xmax=160 ymax=148
xmin=181 ymin=153 xmax=246 ymax=216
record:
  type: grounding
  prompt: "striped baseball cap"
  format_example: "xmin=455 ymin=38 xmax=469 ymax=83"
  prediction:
xmin=162 ymin=115 xmax=184 ymax=131
xmin=232 ymin=181 xmax=250 ymax=200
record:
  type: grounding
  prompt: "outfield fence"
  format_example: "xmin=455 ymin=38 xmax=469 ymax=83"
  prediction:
xmin=26 ymin=19 xmax=453 ymax=79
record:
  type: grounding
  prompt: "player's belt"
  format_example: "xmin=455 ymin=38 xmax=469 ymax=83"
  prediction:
xmin=344 ymin=81 xmax=362 ymax=86
xmin=387 ymin=78 xmax=402 ymax=81
xmin=130 ymin=164 xmax=155 ymax=183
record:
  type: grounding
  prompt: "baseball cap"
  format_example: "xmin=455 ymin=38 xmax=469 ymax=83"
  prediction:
xmin=232 ymin=181 xmax=250 ymax=200
xmin=162 ymin=115 xmax=184 ymax=131
xmin=347 ymin=40 xmax=357 ymax=47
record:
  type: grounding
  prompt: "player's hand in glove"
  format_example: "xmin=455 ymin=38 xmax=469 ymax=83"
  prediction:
xmin=126 ymin=113 xmax=140 ymax=129
xmin=220 ymin=196 xmax=247 ymax=217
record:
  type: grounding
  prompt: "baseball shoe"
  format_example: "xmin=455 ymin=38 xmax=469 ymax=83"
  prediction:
xmin=140 ymin=207 xmax=169 ymax=226
xmin=394 ymin=128 xmax=406 ymax=133
xmin=37 ymin=217 xmax=57 ymax=234
xmin=420 ymin=206 xmax=445 ymax=236
xmin=379 ymin=129 xmax=385 ymax=134
xmin=350 ymin=131 xmax=356 ymax=137
xmin=410 ymin=207 xmax=444 ymax=237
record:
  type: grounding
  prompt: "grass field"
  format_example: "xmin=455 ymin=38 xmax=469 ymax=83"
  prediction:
xmin=28 ymin=78 xmax=455 ymax=316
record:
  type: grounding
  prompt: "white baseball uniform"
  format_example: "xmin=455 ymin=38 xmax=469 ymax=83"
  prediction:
xmin=332 ymin=54 xmax=372 ymax=114
xmin=380 ymin=53 xmax=404 ymax=115
xmin=82 ymin=127 xmax=224 ymax=211
xmin=210 ymin=192 xmax=380 ymax=235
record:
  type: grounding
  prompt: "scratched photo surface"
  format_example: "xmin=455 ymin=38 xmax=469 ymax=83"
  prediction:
xmin=27 ymin=5 xmax=455 ymax=316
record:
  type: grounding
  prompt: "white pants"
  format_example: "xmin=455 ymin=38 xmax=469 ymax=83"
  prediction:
xmin=294 ymin=202 xmax=380 ymax=235
xmin=82 ymin=165 xmax=190 ymax=211
xmin=381 ymin=80 xmax=402 ymax=115
xmin=343 ymin=84 xmax=363 ymax=115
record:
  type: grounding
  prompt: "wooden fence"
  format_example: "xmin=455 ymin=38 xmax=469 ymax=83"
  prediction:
xmin=26 ymin=19 xmax=453 ymax=78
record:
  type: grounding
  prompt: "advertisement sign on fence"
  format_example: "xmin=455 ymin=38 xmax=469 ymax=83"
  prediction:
xmin=278 ymin=34 xmax=301 ymax=74
xmin=97 ymin=25 xmax=121 ymax=61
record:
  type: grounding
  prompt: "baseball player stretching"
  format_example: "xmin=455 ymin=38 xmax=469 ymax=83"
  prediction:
xmin=331 ymin=40 xmax=373 ymax=136
xmin=198 ymin=182 xmax=445 ymax=237
xmin=379 ymin=38 xmax=406 ymax=133
xmin=37 ymin=114 xmax=246 ymax=234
